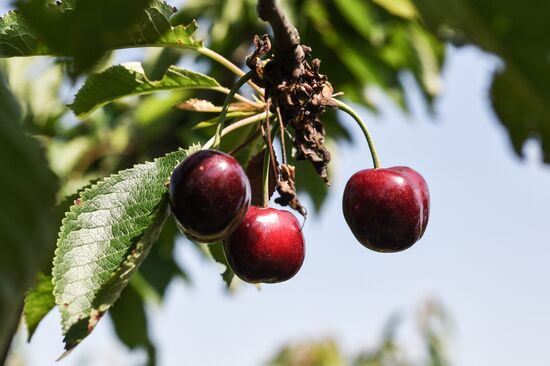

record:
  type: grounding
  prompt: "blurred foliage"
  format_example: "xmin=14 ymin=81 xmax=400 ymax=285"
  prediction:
xmin=177 ymin=0 xmax=444 ymax=108
xmin=0 ymin=0 xmax=547 ymax=364
xmin=0 ymin=69 xmax=58 ymax=359
xmin=410 ymin=0 xmax=550 ymax=163
xmin=110 ymin=284 xmax=156 ymax=366
xmin=12 ymin=0 xmax=161 ymax=76
xmin=267 ymin=301 xmax=451 ymax=366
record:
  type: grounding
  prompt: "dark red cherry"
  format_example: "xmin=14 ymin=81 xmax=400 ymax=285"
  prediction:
xmin=223 ymin=206 xmax=305 ymax=283
xmin=169 ymin=149 xmax=251 ymax=243
xmin=342 ymin=166 xmax=430 ymax=253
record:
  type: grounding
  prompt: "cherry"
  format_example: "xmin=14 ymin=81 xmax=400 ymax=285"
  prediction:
xmin=223 ymin=206 xmax=305 ymax=283
xmin=169 ymin=149 xmax=251 ymax=243
xmin=342 ymin=166 xmax=429 ymax=253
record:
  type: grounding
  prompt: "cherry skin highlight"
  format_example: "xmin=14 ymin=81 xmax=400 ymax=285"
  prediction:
xmin=169 ymin=149 xmax=251 ymax=243
xmin=342 ymin=166 xmax=430 ymax=253
xmin=223 ymin=206 xmax=305 ymax=284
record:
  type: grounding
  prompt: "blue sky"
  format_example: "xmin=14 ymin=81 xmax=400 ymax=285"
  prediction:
xmin=4 ymin=4 xmax=550 ymax=366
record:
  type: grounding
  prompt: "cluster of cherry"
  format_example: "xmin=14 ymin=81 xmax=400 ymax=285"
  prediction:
xmin=169 ymin=149 xmax=430 ymax=284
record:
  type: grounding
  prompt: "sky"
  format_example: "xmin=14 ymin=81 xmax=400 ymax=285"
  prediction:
xmin=4 ymin=4 xmax=550 ymax=366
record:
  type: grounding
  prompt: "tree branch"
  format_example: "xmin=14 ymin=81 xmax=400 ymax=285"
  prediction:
xmin=257 ymin=0 xmax=306 ymax=79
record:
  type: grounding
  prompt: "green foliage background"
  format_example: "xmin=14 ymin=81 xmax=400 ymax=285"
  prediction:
xmin=0 ymin=0 xmax=547 ymax=364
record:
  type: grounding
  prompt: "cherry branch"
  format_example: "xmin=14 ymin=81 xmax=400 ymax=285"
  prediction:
xmin=257 ymin=0 xmax=306 ymax=79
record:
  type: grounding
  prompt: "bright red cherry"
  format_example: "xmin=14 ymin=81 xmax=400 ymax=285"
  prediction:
xmin=342 ymin=166 xmax=429 ymax=253
xmin=223 ymin=206 xmax=305 ymax=283
xmin=169 ymin=149 xmax=251 ymax=243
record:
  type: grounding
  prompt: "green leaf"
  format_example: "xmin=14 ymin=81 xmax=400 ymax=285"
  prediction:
xmin=52 ymin=144 xmax=200 ymax=353
xmin=110 ymin=285 xmax=155 ymax=366
xmin=267 ymin=339 xmax=346 ymax=366
xmin=21 ymin=180 xmax=103 ymax=342
xmin=0 ymin=10 xmax=49 ymax=57
xmin=15 ymin=0 xmax=151 ymax=75
xmin=23 ymin=273 xmax=55 ymax=341
xmin=178 ymin=0 xmax=445 ymax=114
xmin=411 ymin=0 xmax=550 ymax=162
xmin=0 ymin=71 xmax=58 ymax=358
xmin=139 ymin=219 xmax=189 ymax=299
xmin=371 ymin=0 xmax=418 ymax=19
xmin=333 ymin=0 xmax=378 ymax=41
xmin=295 ymin=160 xmax=329 ymax=213
xmin=69 ymin=63 xmax=221 ymax=119
xmin=2 ymin=1 xmax=202 ymax=75
xmin=206 ymin=242 xmax=234 ymax=288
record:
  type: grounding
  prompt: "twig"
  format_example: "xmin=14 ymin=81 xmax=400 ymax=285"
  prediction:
xmin=257 ymin=0 xmax=306 ymax=78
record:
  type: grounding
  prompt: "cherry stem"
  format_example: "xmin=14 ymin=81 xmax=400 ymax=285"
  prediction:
xmin=263 ymin=100 xmax=280 ymax=182
xmin=262 ymin=147 xmax=271 ymax=208
xmin=213 ymin=71 xmax=255 ymax=149
xmin=211 ymin=86 xmax=263 ymax=109
xmin=332 ymin=98 xmax=381 ymax=169
xmin=275 ymin=100 xmax=287 ymax=165
xmin=197 ymin=47 xmax=264 ymax=96
xmin=203 ymin=113 xmax=270 ymax=150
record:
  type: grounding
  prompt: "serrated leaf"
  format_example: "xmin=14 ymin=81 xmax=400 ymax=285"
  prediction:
xmin=22 ymin=183 xmax=99 ymax=342
xmin=2 ymin=1 xmax=202 ymax=75
xmin=0 ymin=10 xmax=49 ymax=57
xmin=52 ymin=144 xmax=200 ymax=353
xmin=116 ymin=2 xmax=202 ymax=50
xmin=23 ymin=273 xmax=55 ymax=341
xmin=69 ymin=63 xmax=220 ymax=119
xmin=0 ymin=71 xmax=58 ymax=359
xmin=14 ymin=0 xmax=152 ymax=75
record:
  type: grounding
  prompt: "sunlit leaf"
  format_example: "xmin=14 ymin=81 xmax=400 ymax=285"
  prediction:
xmin=2 ymin=0 xmax=202 ymax=75
xmin=70 ymin=63 xmax=220 ymax=119
xmin=23 ymin=273 xmax=55 ymax=341
xmin=52 ymin=144 xmax=200 ymax=353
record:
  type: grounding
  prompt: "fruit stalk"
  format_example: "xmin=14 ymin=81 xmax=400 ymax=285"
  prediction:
xmin=203 ymin=113 xmax=269 ymax=150
xmin=262 ymin=148 xmax=271 ymax=208
xmin=333 ymin=98 xmax=381 ymax=169
xmin=213 ymin=71 xmax=256 ymax=149
xmin=197 ymin=47 xmax=264 ymax=96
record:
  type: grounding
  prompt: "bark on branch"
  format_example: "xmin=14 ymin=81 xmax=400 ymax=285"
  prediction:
xmin=257 ymin=0 xmax=306 ymax=79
